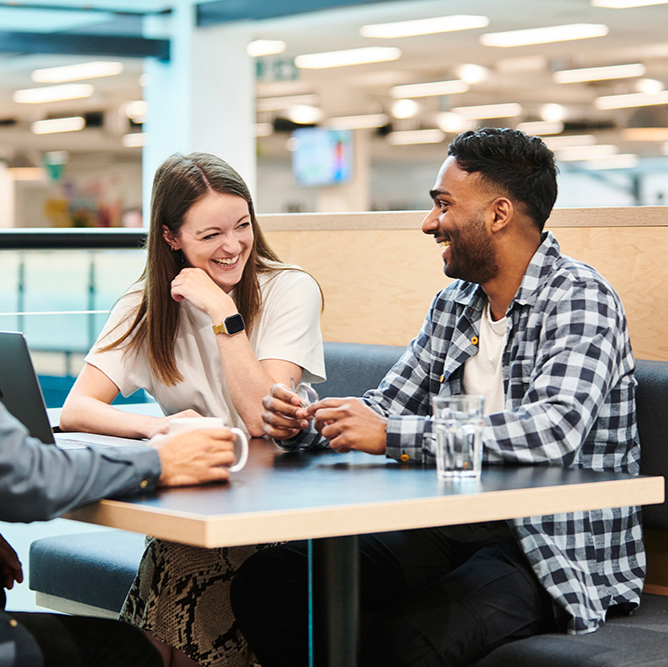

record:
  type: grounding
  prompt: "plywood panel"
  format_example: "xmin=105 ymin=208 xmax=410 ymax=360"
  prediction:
xmin=266 ymin=229 xmax=452 ymax=346
xmin=551 ymin=226 xmax=668 ymax=361
xmin=261 ymin=208 xmax=668 ymax=359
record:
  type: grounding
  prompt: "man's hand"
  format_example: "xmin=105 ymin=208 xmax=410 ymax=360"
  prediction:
xmin=0 ymin=534 xmax=23 ymax=590
xmin=152 ymin=429 xmax=237 ymax=487
xmin=261 ymin=383 xmax=310 ymax=440
xmin=306 ymin=398 xmax=388 ymax=455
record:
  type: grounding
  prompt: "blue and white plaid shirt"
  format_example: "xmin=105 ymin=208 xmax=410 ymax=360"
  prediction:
xmin=282 ymin=231 xmax=643 ymax=634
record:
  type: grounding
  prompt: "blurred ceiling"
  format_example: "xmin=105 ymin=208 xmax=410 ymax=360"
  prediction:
xmin=1 ymin=0 xmax=668 ymax=167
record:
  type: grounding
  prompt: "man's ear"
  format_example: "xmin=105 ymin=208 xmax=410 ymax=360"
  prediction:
xmin=489 ymin=197 xmax=513 ymax=232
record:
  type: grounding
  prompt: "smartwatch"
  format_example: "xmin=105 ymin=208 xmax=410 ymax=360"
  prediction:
xmin=212 ymin=313 xmax=245 ymax=336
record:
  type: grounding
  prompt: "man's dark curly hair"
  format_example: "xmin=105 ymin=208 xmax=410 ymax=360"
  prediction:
xmin=448 ymin=127 xmax=558 ymax=232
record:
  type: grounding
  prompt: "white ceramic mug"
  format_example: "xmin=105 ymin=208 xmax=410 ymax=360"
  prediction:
xmin=167 ymin=417 xmax=249 ymax=473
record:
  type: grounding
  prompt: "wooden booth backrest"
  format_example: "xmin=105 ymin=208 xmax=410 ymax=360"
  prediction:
xmin=260 ymin=206 xmax=668 ymax=362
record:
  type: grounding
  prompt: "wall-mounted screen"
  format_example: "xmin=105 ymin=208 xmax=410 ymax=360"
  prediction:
xmin=291 ymin=128 xmax=353 ymax=187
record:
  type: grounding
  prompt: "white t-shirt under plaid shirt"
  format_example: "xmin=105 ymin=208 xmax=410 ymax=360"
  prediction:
xmin=282 ymin=231 xmax=643 ymax=635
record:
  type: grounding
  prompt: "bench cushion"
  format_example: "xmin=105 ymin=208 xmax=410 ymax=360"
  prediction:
xmin=635 ymin=359 xmax=668 ymax=530
xmin=471 ymin=593 xmax=668 ymax=666
xmin=29 ymin=530 xmax=145 ymax=613
xmin=319 ymin=342 xmax=405 ymax=398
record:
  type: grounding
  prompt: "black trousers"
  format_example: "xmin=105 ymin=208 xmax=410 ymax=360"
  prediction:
xmin=11 ymin=612 xmax=162 ymax=667
xmin=231 ymin=522 xmax=556 ymax=667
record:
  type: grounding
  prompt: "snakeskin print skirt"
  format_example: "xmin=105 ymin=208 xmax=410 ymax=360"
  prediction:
xmin=119 ymin=537 xmax=273 ymax=667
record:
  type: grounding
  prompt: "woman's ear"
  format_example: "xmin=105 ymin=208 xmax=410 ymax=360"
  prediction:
xmin=162 ymin=226 xmax=179 ymax=251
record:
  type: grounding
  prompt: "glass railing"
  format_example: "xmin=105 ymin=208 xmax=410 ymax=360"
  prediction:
xmin=0 ymin=229 xmax=150 ymax=407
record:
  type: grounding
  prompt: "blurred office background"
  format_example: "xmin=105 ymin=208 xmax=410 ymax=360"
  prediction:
xmin=1 ymin=0 xmax=668 ymax=611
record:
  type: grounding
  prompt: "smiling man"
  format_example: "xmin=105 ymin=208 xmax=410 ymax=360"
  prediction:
xmin=233 ymin=128 xmax=642 ymax=666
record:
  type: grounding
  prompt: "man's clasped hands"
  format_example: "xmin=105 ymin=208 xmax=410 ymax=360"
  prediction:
xmin=261 ymin=383 xmax=389 ymax=456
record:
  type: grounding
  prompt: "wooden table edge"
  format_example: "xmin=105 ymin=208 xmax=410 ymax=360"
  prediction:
xmin=65 ymin=475 xmax=664 ymax=549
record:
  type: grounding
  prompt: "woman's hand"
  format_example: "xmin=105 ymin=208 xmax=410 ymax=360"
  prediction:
xmin=170 ymin=268 xmax=236 ymax=320
xmin=261 ymin=383 xmax=311 ymax=440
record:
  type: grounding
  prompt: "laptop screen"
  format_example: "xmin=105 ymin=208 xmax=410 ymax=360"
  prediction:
xmin=0 ymin=331 xmax=56 ymax=444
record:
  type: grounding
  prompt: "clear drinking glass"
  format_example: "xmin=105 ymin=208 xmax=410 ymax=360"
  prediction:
xmin=431 ymin=395 xmax=484 ymax=480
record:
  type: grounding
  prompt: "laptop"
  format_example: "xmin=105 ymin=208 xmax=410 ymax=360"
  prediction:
xmin=0 ymin=331 xmax=146 ymax=447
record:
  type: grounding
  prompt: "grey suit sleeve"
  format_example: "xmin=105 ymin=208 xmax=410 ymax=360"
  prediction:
xmin=0 ymin=403 xmax=161 ymax=523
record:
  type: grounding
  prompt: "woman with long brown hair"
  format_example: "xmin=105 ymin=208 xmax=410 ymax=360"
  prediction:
xmin=60 ymin=152 xmax=325 ymax=667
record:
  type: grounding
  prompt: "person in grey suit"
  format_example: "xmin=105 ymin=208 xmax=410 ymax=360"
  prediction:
xmin=0 ymin=401 xmax=237 ymax=667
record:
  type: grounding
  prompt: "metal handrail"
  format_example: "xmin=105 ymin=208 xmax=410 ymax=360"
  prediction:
xmin=0 ymin=228 xmax=147 ymax=250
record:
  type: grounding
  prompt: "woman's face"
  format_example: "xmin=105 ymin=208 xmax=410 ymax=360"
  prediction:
xmin=165 ymin=191 xmax=254 ymax=293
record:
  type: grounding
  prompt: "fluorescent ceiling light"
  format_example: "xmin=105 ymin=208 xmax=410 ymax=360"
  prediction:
xmin=13 ymin=83 xmax=94 ymax=104
xmin=124 ymin=100 xmax=147 ymax=122
xmin=450 ymin=102 xmax=523 ymax=119
xmin=31 ymin=116 xmax=85 ymax=134
xmin=388 ymin=129 xmax=446 ymax=145
xmin=582 ymin=154 xmax=640 ymax=170
xmin=247 ymin=40 xmax=286 ymax=57
xmin=295 ymin=47 xmax=401 ymax=69
xmin=284 ymin=105 xmax=324 ymax=124
xmin=122 ymin=133 xmax=146 ymax=148
xmin=456 ymin=64 xmax=489 ymax=84
xmin=622 ymin=127 xmax=668 ymax=141
xmin=516 ymin=120 xmax=564 ymax=135
xmin=592 ymin=0 xmax=668 ymax=7
xmin=254 ymin=122 xmax=273 ymax=137
xmin=637 ymin=78 xmax=663 ymax=94
xmin=554 ymin=63 xmax=645 ymax=84
xmin=595 ymin=90 xmax=668 ymax=109
xmin=360 ymin=15 xmax=489 ymax=39
xmin=435 ymin=112 xmax=476 ymax=133
xmin=540 ymin=103 xmax=567 ymax=122
xmin=257 ymin=94 xmax=318 ymax=112
xmin=326 ymin=113 xmax=388 ymax=130
xmin=555 ymin=144 xmax=619 ymax=161
xmin=480 ymin=24 xmax=609 ymax=48
xmin=391 ymin=99 xmax=420 ymax=119
xmin=544 ymin=134 xmax=596 ymax=149
xmin=32 ymin=61 xmax=123 ymax=83
xmin=390 ymin=80 xmax=468 ymax=99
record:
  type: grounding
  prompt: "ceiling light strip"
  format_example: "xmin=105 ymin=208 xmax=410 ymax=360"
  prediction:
xmin=516 ymin=121 xmax=564 ymax=135
xmin=257 ymin=95 xmax=318 ymax=112
xmin=326 ymin=114 xmax=389 ymax=130
xmin=360 ymin=15 xmax=489 ymax=39
xmin=595 ymin=90 xmax=668 ymax=109
xmin=13 ymin=83 xmax=94 ymax=104
xmin=450 ymin=103 xmax=523 ymax=119
xmin=390 ymin=80 xmax=468 ymax=99
xmin=480 ymin=23 xmax=609 ymax=47
xmin=591 ymin=0 xmax=668 ymax=8
xmin=31 ymin=116 xmax=85 ymax=134
xmin=388 ymin=129 xmax=446 ymax=145
xmin=554 ymin=63 xmax=645 ymax=83
xmin=295 ymin=47 xmax=401 ymax=69
xmin=32 ymin=61 xmax=123 ymax=84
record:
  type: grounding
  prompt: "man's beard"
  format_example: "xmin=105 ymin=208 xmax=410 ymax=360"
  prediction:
xmin=443 ymin=214 xmax=499 ymax=285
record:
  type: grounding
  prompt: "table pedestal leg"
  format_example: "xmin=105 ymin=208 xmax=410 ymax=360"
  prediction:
xmin=309 ymin=535 xmax=360 ymax=667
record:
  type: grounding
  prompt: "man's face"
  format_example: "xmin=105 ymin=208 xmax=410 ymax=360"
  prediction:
xmin=422 ymin=156 xmax=499 ymax=285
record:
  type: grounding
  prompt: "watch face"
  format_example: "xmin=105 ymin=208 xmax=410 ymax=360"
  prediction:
xmin=225 ymin=313 xmax=245 ymax=335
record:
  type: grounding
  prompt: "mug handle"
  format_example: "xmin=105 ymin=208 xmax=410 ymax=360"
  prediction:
xmin=229 ymin=427 xmax=249 ymax=472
